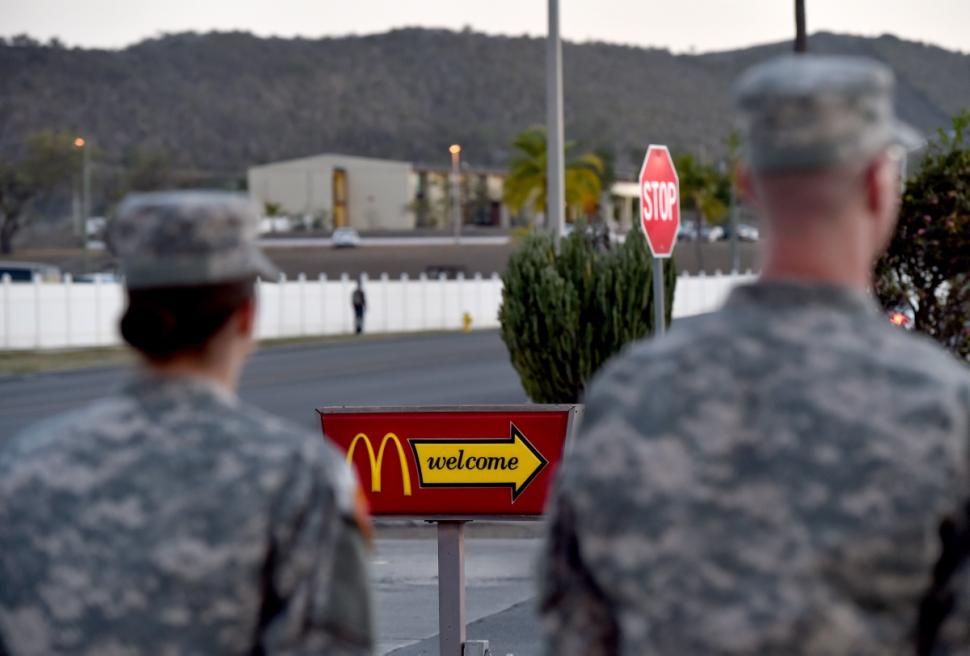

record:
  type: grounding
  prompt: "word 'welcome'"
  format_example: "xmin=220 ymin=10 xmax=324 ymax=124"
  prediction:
xmin=426 ymin=449 xmax=520 ymax=471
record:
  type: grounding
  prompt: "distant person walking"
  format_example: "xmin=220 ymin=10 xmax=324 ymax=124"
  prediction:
xmin=538 ymin=55 xmax=970 ymax=654
xmin=0 ymin=192 xmax=374 ymax=655
xmin=352 ymin=279 xmax=367 ymax=334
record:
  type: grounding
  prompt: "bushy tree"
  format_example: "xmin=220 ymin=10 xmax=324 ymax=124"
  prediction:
xmin=499 ymin=227 xmax=676 ymax=403
xmin=0 ymin=131 xmax=79 ymax=253
xmin=875 ymin=112 xmax=970 ymax=360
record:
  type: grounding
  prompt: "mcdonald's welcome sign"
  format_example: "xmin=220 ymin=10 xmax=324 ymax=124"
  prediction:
xmin=318 ymin=406 xmax=579 ymax=516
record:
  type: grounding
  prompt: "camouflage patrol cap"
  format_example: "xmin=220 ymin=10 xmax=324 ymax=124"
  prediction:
xmin=734 ymin=54 xmax=922 ymax=173
xmin=109 ymin=191 xmax=278 ymax=289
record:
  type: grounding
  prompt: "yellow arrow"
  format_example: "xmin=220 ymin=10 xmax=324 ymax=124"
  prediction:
xmin=408 ymin=424 xmax=548 ymax=501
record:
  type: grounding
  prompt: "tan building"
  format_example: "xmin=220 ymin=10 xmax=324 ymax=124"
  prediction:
xmin=248 ymin=153 xmax=414 ymax=230
xmin=248 ymin=153 xmax=512 ymax=231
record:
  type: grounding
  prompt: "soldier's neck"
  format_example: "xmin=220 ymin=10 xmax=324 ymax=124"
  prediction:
xmin=144 ymin=353 xmax=240 ymax=395
xmin=760 ymin=233 xmax=873 ymax=292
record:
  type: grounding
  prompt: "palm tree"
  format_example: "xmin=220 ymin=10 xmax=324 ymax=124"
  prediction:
xmin=794 ymin=0 xmax=807 ymax=53
xmin=675 ymin=153 xmax=730 ymax=270
xmin=503 ymin=126 xmax=604 ymax=223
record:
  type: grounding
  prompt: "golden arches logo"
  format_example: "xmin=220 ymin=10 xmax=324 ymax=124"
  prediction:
xmin=346 ymin=432 xmax=413 ymax=496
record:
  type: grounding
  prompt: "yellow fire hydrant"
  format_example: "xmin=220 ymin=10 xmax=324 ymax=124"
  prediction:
xmin=462 ymin=312 xmax=473 ymax=333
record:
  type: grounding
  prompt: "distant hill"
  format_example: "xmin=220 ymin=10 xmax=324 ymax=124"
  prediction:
xmin=1 ymin=29 xmax=967 ymax=178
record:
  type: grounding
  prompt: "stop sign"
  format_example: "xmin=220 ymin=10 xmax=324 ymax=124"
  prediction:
xmin=638 ymin=145 xmax=680 ymax=258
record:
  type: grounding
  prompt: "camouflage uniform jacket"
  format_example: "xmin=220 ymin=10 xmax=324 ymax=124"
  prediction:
xmin=0 ymin=373 xmax=373 ymax=655
xmin=539 ymin=281 xmax=970 ymax=655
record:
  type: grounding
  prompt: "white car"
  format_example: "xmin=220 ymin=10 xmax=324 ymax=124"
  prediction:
xmin=332 ymin=227 xmax=362 ymax=248
xmin=737 ymin=223 xmax=760 ymax=241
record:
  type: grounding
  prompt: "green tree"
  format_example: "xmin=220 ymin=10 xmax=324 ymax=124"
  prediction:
xmin=0 ymin=131 xmax=79 ymax=253
xmin=499 ymin=226 xmax=676 ymax=403
xmin=0 ymin=165 xmax=33 ymax=254
xmin=676 ymin=153 xmax=729 ymax=227
xmin=503 ymin=126 xmax=604 ymax=222
xmin=875 ymin=111 xmax=970 ymax=360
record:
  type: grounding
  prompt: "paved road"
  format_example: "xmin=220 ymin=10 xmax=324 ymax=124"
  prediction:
xmin=0 ymin=330 xmax=526 ymax=437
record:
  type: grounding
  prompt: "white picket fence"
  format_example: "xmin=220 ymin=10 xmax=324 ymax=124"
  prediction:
xmin=0 ymin=271 xmax=756 ymax=351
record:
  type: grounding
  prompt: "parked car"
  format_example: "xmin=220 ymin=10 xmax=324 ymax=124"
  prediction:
xmin=0 ymin=261 xmax=61 ymax=282
xmin=561 ymin=222 xmax=618 ymax=247
xmin=707 ymin=225 xmax=725 ymax=242
xmin=718 ymin=223 xmax=761 ymax=242
xmin=677 ymin=221 xmax=697 ymax=241
xmin=424 ymin=264 xmax=468 ymax=279
xmin=332 ymin=227 xmax=362 ymax=248
xmin=74 ymin=271 xmax=120 ymax=284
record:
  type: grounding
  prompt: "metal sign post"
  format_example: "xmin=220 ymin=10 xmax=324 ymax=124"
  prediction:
xmin=437 ymin=520 xmax=467 ymax=655
xmin=652 ymin=258 xmax=666 ymax=336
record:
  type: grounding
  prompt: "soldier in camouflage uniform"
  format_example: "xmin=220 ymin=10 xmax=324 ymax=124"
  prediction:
xmin=0 ymin=192 xmax=374 ymax=654
xmin=538 ymin=55 xmax=970 ymax=655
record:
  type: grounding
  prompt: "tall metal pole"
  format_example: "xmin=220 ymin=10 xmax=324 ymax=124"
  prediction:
xmin=73 ymin=137 xmax=90 ymax=245
xmin=546 ymin=0 xmax=566 ymax=247
xmin=729 ymin=185 xmax=739 ymax=273
xmin=794 ymin=0 xmax=807 ymax=53
xmin=82 ymin=143 xmax=90 ymax=242
xmin=450 ymin=145 xmax=462 ymax=244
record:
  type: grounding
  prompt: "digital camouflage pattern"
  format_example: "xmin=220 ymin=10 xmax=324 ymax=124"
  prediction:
xmin=108 ymin=191 xmax=279 ymax=289
xmin=0 ymin=374 xmax=373 ymax=655
xmin=734 ymin=55 xmax=922 ymax=173
xmin=539 ymin=281 xmax=970 ymax=655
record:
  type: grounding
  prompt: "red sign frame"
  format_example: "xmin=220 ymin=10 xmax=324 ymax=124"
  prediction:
xmin=318 ymin=405 xmax=580 ymax=518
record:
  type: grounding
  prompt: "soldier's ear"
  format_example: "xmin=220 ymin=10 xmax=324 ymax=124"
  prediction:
xmin=234 ymin=297 xmax=257 ymax=339
xmin=864 ymin=154 xmax=900 ymax=252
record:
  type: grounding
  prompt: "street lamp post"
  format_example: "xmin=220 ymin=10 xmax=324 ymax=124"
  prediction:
xmin=74 ymin=137 xmax=90 ymax=245
xmin=547 ymin=0 xmax=566 ymax=248
xmin=449 ymin=144 xmax=462 ymax=244
xmin=719 ymin=159 xmax=740 ymax=274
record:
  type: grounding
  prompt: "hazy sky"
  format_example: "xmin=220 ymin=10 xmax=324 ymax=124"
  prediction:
xmin=1 ymin=0 xmax=968 ymax=53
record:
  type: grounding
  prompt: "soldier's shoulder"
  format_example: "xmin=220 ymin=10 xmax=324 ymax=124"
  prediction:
xmin=233 ymin=404 xmax=360 ymax=518
xmin=1 ymin=394 xmax=136 ymax=464
xmin=868 ymin=319 xmax=970 ymax=389
xmin=232 ymin=404 xmax=351 ymax=479
xmin=589 ymin=311 xmax=727 ymax=394
xmin=233 ymin=402 xmax=334 ymax=451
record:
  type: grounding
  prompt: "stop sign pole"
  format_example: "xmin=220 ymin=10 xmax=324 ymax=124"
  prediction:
xmin=652 ymin=253 xmax=666 ymax=336
xmin=638 ymin=145 xmax=681 ymax=336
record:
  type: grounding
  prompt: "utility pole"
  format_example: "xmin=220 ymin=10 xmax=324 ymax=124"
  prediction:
xmin=449 ymin=144 xmax=462 ymax=244
xmin=794 ymin=0 xmax=807 ymax=53
xmin=720 ymin=159 xmax=740 ymax=273
xmin=74 ymin=137 xmax=90 ymax=245
xmin=547 ymin=0 xmax=566 ymax=248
